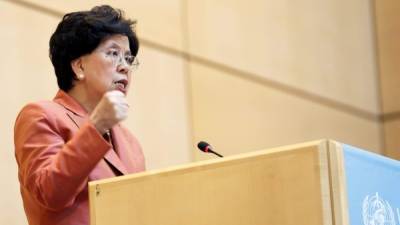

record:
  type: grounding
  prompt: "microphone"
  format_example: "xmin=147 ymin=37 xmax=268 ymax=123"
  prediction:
xmin=197 ymin=141 xmax=223 ymax=158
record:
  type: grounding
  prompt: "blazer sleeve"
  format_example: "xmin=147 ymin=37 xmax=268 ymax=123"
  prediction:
xmin=14 ymin=103 xmax=111 ymax=211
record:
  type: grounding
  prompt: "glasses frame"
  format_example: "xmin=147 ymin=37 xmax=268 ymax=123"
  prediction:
xmin=97 ymin=48 xmax=139 ymax=70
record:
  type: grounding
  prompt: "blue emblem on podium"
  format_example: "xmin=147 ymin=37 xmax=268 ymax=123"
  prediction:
xmin=343 ymin=144 xmax=400 ymax=225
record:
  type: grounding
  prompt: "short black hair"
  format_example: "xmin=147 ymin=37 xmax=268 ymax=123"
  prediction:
xmin=49 ymin=5 xmax=139 ymax=92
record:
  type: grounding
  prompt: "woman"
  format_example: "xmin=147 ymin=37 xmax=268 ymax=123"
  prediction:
xmin=14 ymin=5 xmax=145 ymax=225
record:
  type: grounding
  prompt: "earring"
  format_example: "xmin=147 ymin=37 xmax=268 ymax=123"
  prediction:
xmin=78 ymin=73 xmax=84 ymax=80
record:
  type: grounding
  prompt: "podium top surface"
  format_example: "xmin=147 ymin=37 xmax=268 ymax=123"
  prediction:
xmin=89 ymin=139 xmax=327 ymax=187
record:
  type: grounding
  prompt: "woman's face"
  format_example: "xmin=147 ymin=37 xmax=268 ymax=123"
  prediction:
xmin=80 ymin=34 xmax=133 ymax=103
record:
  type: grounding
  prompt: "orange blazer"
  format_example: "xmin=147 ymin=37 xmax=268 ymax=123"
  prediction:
xmin=14 ymin=90 xmax=145 ymax=225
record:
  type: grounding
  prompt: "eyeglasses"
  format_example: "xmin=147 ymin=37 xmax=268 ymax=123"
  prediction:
xmin=102 ymin=49 xmax=139 ymax=70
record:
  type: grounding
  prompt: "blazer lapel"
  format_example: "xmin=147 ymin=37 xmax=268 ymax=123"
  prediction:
xmin=110 ymin=126 xmax=134 ymax=172
xmin=103 ymin=149 xmax=128 ymax=175
xmin=66 ymin=112 xmax=87 ymax=129
xmin=53 ymin=89 xmax=128 ymax=175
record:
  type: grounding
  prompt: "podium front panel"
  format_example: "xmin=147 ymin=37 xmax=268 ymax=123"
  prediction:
xmin=89 ymin=141 xmax=333 ymax=225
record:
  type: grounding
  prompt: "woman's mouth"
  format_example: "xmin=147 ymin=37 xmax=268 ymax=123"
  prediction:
xmin=113 ymin=79 xmax=128 ymax=94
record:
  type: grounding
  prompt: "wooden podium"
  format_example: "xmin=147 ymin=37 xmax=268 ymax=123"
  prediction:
xmin=89 ymin=139 xmax=400 ymax=225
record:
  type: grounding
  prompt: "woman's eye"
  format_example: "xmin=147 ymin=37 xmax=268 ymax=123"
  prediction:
xmin=125 ymin=55 xmax=134 ymax=65
xmin=112 ymin=51 xmax=119 ymax=57
xmin=107 ymin=50 xmax=119 ymax=57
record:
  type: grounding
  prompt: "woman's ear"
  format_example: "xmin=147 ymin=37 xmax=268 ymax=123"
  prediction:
xmin=71 ymin=58 xmax=85 ymax=80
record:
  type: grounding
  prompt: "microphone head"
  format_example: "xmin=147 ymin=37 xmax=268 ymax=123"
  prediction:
xmin=197 ymin=141 xmax=212 ymax=153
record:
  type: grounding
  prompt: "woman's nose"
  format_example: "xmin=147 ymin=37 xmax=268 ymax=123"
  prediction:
xmin=117 ymin=59 xmax=130 ymax=74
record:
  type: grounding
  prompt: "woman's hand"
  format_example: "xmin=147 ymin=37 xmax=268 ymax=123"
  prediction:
xmin=89 ymin=90 xmax=129 ymax=134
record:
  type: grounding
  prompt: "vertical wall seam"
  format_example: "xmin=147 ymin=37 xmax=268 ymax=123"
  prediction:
xmin=180 ymin=0 xmax=196 ymax=162
xmin=369 ymin=0 xmax=387 ymax=155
